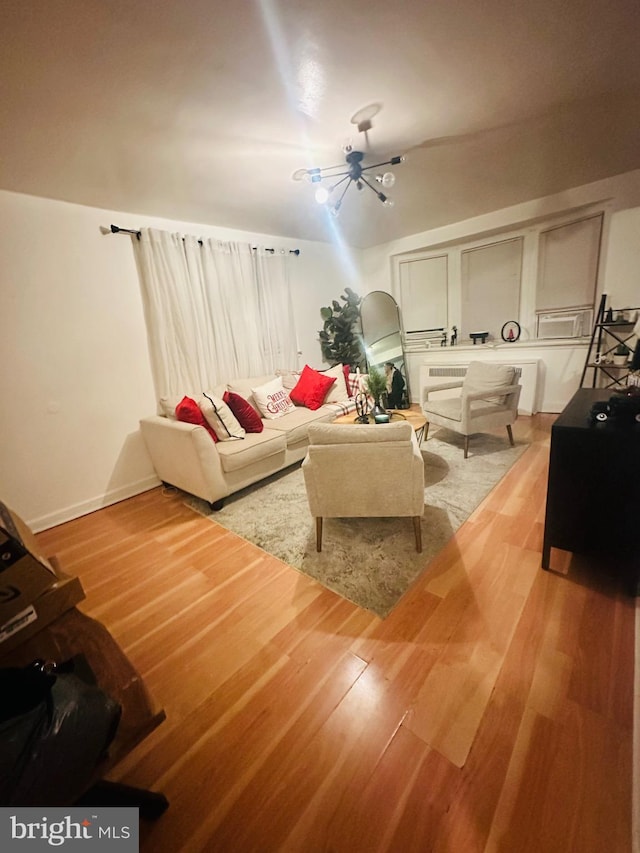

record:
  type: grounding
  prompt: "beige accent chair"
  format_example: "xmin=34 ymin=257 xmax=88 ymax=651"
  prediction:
xmin=302 ymin=421 xmax=425 ymax=552
xmin=421 ymin=361 xmax=522 ymax=459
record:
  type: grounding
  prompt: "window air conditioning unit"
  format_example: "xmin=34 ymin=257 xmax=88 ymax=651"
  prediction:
xmin=536 ymin=309 xmax=592 ymax=340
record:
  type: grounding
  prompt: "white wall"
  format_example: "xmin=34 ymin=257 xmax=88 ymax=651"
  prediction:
xmin=600 ymin=205 xmax=640 ymax=308
xmin=2 ymin=172 xmax=638 ymax=530
xmin=0 ymin=190 xmax=352 ymax=530
xmin=360 ymin=171 xmax=640 ymax=409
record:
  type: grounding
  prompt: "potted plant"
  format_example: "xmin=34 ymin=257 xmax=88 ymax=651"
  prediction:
xmin=365 ymin=365 xmax=388 ymax=416
xmin=318 ymin=287 xmax=366 ymax=370
xmin=613 ymin=343 xmax=631 ymax=366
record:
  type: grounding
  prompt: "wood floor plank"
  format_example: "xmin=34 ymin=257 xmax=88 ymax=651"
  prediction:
xmin=487 ymin=702 xmax=632 ymax=853
xmin=405 ymin=539 xmax=539 ymax=766
xmin=30 ymin=414 xmax=634 ymax=852
xmin=323 ymin=724 xmax=432 ymax=852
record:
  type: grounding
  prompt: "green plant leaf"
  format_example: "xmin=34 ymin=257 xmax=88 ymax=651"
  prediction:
xmin=318 ymin=288 xmax=365 ymax=370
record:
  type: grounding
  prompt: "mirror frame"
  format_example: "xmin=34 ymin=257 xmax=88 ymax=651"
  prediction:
xmin=360 ymin=290 xmax=411 ymax=408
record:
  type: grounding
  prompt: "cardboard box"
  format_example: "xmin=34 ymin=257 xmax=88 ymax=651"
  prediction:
xmin=0 ymin=572 xmax=85 ymax=655
xmin=0 ymin=501 xmax=55 ymax=568
xmin=0 ymin=502 xmax=85 ymax=654
xmin=0 ymin=531 xmax=58 ymax=623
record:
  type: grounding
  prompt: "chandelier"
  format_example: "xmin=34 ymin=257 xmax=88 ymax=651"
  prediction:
xmin=295 ymin=144 xmax=405 ymax=217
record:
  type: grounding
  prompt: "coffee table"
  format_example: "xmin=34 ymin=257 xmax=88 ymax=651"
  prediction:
xmin=332 ymin=403 xmax=427 ymax=444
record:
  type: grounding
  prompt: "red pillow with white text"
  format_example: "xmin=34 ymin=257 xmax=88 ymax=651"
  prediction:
xmin=223 ymin=390 xmax=263 ymax=433
xmin=175 ymin=396 xmax=219 ymax=442
xmin=290 ymin=365 xmax=336 ymax=410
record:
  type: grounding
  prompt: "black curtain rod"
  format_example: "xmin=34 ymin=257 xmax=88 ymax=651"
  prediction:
xmin=109 ymin=224 xmax=300 ymax=255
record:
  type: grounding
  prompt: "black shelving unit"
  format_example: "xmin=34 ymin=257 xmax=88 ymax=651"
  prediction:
xmin=580 ymin=293 xmax=639 ymax=389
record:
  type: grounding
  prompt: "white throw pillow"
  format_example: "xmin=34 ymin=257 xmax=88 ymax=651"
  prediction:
xmin=322 ymin=363 xmax=350 ymax=403
xmin=276 ymin=369 xmax=302 ymax=391
xmin=199 ymin=392 xmax=246 ymax=440
xmin=251 ymin=377 xmax=296 ymax=419
xmin=158 ymin=395 xmax=183 ymax=419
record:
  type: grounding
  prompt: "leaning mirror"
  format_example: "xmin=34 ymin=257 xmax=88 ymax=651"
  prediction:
xmin=360 ymin=291 xmax=410 ymax=408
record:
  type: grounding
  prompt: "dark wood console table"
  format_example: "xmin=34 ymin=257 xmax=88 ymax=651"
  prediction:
xmin=542 ymin=388 xmax=640 ymax=591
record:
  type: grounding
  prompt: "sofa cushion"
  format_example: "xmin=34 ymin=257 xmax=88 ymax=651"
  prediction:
xmin=322 ymin=363 xmax=351 ymax=403
xmin=216 ymin=429 xmax=286 ymax=473
xmin=261 ymin=405 xmax=335 ymax=446
xmin=175 ymin=396 xmax=218 ymax=442
xmin=290 ymin=365 xmax=336 ymax=410
xmin=223 ymin=390 xmax=263 ymax=433
xmin=276 ymin=369 xmax=302 ymax=391
xmin=159 ymin=395 xmax=183 ymax=419
xmin=251 ymin=377 xmax=296 ymax=419
xmin=226 ymin=375 xmax=275 ymax=411
xmin=199 ymin=392 xmax=246 ymax=440
xmin=343 ymin=364 xmax=351 ymax=390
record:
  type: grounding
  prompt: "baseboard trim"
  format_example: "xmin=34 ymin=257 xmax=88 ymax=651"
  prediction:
xmin=28 ymin=476 xmax=161 ymax=533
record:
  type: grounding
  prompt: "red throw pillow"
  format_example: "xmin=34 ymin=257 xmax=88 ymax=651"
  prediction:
xmin=223 ymin=390 xmax=263 ymax=433
xmin=175 ymin=396 xmax=218 ymax=442
xmin=342 ymin=363 xmax=351 ymax=393
xmin=290 ymin=365 xmax=336 ymax=410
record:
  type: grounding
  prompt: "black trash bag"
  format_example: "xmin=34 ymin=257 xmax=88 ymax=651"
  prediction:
xmin=0 ymin=656 xmax=121 ymax=805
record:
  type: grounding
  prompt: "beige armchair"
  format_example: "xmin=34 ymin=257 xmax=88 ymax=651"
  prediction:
xmin=421 ymin=361 xmax=522 ymax=458
xmin=302 ymin=421 xmax=425 ymax=552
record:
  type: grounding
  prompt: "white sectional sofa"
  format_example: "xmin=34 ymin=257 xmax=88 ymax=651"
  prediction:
xmin=140 ymin=371 xmax=359 ymax=509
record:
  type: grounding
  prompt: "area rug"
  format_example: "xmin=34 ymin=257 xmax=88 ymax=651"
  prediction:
xmin=186 ymin=429 xmax=528 ymax=618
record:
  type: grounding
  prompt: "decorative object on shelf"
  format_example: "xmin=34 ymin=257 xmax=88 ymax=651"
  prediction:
xmin=580 ymin=294 xmax=640 ymax=390
xmin=365 ymin=364 xmax=388 ymax=418
xmin=318 ymin=287 xmax=365 ymax=369
xmin=501 ymin=321 xmax=521 ymax=343
xmin=450 ymin=326 xmax=458 ymax=346
xmin=373 ymin=412 xmax=390 ymax=424
xmin=293 ymin=106 xmax=404 ymax=216
xmin=470 ymin=331 xmax=489 ymax=345
xmin=354 ymin=391 xmax=370 ymax=424
xmin=613 ymin=343 xmax=631 ymax=366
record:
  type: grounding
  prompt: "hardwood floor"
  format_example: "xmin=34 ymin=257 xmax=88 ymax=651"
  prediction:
xmin=35 ymin=414 xmax=635 ymax=852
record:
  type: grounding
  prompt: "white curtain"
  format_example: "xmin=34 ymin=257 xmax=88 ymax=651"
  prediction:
xmin=134 ymin=228 xmax=298 ymax=399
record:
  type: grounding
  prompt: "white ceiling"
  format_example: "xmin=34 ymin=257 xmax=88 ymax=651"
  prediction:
xmin=2 ymin=0 xmax=640 ymax=248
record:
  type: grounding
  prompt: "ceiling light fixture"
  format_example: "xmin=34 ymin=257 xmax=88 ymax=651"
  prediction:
xmin=294 ymin=144 xmax=405 ymax=217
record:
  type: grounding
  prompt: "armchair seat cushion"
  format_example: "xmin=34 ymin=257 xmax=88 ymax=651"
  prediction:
xmin=424 ymin=398 xmax=507 ymax=423
xmin=420 ymin=361 xmax=522 ymax=458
